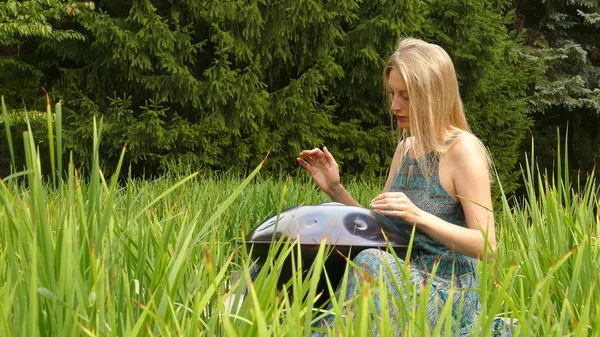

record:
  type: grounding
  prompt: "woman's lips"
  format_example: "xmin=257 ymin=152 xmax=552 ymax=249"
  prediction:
xmin=396 ymin=116 xmax=408 ymax=122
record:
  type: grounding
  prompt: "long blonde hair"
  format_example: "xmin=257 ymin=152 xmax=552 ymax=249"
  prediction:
xmin=384 ymin=37 xmax=474 ymax=179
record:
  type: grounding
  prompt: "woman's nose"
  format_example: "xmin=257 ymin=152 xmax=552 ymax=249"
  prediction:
xmin=391 ymin=96 xmax=402 ymax=112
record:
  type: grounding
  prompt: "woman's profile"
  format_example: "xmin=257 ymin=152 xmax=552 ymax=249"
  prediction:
xmin=298 ymin=37 xmax=500 ymax=336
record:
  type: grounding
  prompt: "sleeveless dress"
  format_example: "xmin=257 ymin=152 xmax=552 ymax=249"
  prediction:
xmin=313 ymin=153 xmax=512 ymax=336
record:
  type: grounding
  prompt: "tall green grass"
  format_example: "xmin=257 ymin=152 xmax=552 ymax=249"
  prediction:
xmin=1 ymin=99 xmax=598 ymax=336
xmin=489 ymin=137 xmax=600 ymax=336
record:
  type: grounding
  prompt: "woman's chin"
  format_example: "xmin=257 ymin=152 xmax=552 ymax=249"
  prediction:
xmin=397 ymin=122 xmax=410 ymax=130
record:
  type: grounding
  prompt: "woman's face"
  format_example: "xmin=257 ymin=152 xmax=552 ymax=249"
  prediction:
xmin=387 ymin=69 xmax=410 ymax=130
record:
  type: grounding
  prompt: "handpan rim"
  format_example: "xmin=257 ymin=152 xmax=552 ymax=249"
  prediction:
xmin=245 ymin=203 xmax=411 ymax=248
xmin=245 ymin=240 xmax=407 ymax=248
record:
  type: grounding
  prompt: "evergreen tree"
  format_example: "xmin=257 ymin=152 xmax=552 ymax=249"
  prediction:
xmin=1 ymin=0 xmax=541 ymax=197
xmin=0 ymin=0 xmax=93 ymax=108
xmin=54 ymin=0 xmax=361 ymax=175
xmin=0 ymin=0 xmax=94 ymax=174
xmin=514 ymin=0 xmax=600 ymax=180
xmin=321 ymin=0 xmax=428 ymax=178
xmin=422 ymin=0 xmax=544 ymax=196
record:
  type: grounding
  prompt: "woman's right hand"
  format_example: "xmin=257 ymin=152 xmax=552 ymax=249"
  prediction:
xmin=297 ymin=147 xmax=341 ymax=195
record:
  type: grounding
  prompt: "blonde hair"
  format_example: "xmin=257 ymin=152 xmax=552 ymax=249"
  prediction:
xmin=384 ymin=37 xmax=481 ymax=179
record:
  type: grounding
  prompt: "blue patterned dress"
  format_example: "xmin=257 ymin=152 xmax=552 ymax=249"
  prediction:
xmin=313 ymin=154 xmax=512 ymax=336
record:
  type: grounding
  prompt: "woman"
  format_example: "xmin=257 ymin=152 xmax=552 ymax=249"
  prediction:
xmin=298 ymin=38 xmax=497 ymax=336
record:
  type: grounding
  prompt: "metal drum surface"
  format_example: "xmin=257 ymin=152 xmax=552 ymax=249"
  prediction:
xmin=245 ymin=202 xmax=411 ymax=306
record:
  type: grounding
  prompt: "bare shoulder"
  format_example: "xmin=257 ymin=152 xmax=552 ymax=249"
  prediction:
xmin=444 ymin=132 xmax=492 ymax=184
xmin=446 ymin=133 xmax=488 ymax=164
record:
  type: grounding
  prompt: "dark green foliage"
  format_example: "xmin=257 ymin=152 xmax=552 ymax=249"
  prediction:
xmin=420 ymin=0 xmax=545 ymax=196
xmin=322 ymin=0 xmax=427 ymax=178
xmin=1 ymin=0 xmax=541 ymax=196
xmin=0 ymin=109 xmax=52 ymax=177
xmin=57 ymin=0 xmax=357 ymax=174
xmin=0 ymin=0 xmax=93 ymax=108
xmin=514 ymin=0 xmax=600 ymax=182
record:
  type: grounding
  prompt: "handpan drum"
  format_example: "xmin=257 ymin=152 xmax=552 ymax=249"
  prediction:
xmin=245 ymin=202 xmax=411 ymax=305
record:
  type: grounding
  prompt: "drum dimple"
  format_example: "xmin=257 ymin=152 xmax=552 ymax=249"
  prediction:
xmin=306 ymin=219 xmax=318 ymax=227
xmin=256 ymin=218 xmax=277 ymax=232
xmin=353 ymin=219 xmax=368 ymax=231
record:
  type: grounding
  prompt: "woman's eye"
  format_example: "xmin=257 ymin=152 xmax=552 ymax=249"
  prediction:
xmin=387 ymin=90 xmax=408 ymax=101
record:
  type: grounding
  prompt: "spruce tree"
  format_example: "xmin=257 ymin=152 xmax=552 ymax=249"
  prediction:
xmin=51 ymin=0 xmax=361 ymax=174
xmin=1 ymin=0 xmax=541 ymax=195
xmin=0 ymin=0 xmax=93 ymax=107
xmin=422 ymin=0 xmax=545 ymax=196
xmin=0 ymin=0 xmax=94 ymax=173
xmin=514 ymin=0 xmax=600 ymax=180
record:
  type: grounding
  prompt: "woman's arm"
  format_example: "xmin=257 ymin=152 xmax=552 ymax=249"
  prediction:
xmin=298 ymin=147 xmax=361 ymax=206
xmin=371 ymin=135 xmax=496 ymax=260
xmin=326 ymin=184 xmax=361 ymax=207
xmin=439 ymin=135 xmax=497 ymax=259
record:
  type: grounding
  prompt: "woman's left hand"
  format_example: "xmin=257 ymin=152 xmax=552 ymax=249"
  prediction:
xmin=370 ymin=192 xmax=425 ymax=226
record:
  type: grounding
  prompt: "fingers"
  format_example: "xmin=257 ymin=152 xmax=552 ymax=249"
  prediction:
xmin=372 ymin=209 xmax=403 ymax=217
xmin=299 ymin=147 xmax=333 ymax=167
xmin=370 ymin=192 xmax=412 ymax=214
xmin=370 ymin=196 xmax=406 ymax=220
xmin=371 ymin=201 xmax=396 ymax=211
xmin=299 ymin=147 xmax=323 ymax=157
xmin=299 ymin=148 xmax=322 ymax=163
xmin=297 ymin=157 xmax=315 ymax=173
xmin=370 ymin=192 xmax=405 ymax=204
xmin=323 ymin=146 xmax=335 ymax=162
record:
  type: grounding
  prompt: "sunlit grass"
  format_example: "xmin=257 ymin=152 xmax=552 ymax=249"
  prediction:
xmin=1 ymin=98 xmax=598 ymax=336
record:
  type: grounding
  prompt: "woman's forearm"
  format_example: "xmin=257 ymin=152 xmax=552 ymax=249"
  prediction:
xmin=327 ymin=184 xmax=362 ymax=207
xmin=417 ymin=212 xmax=496 ymax=260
